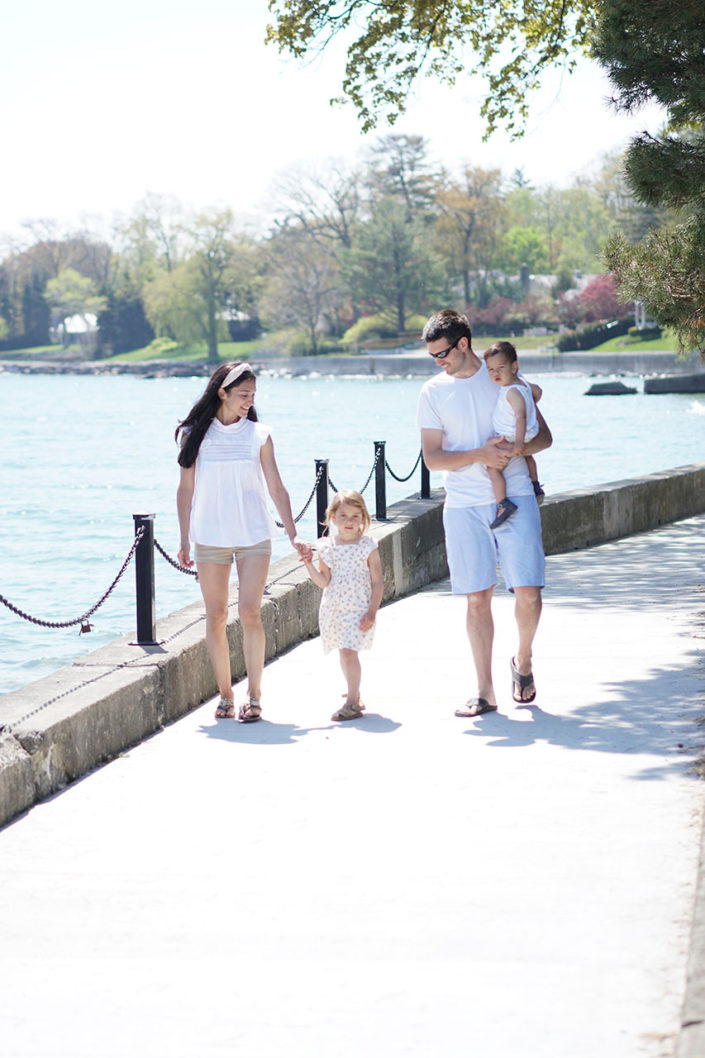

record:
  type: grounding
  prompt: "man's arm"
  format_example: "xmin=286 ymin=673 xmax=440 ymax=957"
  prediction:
xmin=522 ymin=407 xmax=552 ymax=457
xmin=421 ymin=428 xmax=512 ymax=472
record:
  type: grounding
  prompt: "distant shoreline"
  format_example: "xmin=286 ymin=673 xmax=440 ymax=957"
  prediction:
xmin=0 ymin=348 xmax=702 ymax=379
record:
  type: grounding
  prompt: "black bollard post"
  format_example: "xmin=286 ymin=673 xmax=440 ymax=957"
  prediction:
xmin=421 ymin=455 xmax=430 ymax=499
xmin=133 ymin=513 xmax=158 ymax=646
xmin=315 ymin=459 xmax=329 ymax=538
xmin=374 ymin=441 xmax=387 ymax=520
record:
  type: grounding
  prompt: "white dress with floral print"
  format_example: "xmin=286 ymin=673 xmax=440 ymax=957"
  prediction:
xmin=317 ymin=534 xmax=378 ymax=654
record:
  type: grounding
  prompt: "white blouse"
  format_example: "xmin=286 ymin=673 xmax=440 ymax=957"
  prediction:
xmin=189 ymin=418 xmax=278 ymax=547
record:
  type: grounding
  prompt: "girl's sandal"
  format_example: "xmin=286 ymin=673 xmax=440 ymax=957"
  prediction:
xmin=239 ymin=697 xmax=262 ymax=723
xmin=331 ymin=701 xmax=364 ymax=722
xmin=339 ymin=693 xmax=366 ymax=711
xmin=215 ymin=697 xmax=235 ymax=719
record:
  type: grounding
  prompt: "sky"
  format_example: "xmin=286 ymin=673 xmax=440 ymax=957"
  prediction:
xmin=2 ymin=0 xmax=666 ymax=242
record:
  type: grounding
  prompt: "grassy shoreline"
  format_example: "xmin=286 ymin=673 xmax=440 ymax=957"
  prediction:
xmin=0 ymin=329 xmax=684 ymax=365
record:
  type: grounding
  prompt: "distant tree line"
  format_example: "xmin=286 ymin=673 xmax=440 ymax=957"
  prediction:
xmin=0 ymin=137 xmax=666 ymax=360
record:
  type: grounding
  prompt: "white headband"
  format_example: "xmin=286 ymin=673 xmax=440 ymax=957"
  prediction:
xmin=221 ymin=364 xmax=250 ymax=389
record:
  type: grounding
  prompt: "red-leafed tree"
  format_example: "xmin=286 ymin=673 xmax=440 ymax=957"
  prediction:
xmin=577 ymin=273 xmax=630 ymax=322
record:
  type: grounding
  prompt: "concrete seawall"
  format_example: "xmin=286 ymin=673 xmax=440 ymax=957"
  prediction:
xmin=2 ymin=461 xmax=705 ymax=829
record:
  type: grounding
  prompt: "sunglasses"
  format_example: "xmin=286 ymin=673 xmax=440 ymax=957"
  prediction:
xmin=429 ymin=341 xmax=457 ymax=360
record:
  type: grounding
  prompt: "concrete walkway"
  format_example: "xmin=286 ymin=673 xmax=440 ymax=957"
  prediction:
xmin=1 ymin=517 xmax=704 ymax=1058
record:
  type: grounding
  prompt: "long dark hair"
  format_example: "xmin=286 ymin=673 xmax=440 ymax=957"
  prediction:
xmin=175 ymin=361 xmax=258 ymax=468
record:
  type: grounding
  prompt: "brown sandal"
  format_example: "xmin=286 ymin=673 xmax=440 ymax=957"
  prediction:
xmin=239 ymin=697 xmax=262 ymax=723
xmin=215 ymin=697 xmax=235 ymax=719
xmin=331 ymin=701 xmax=364 ymax=721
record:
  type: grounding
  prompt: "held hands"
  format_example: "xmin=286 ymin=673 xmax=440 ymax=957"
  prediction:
xmin=292 ymin=536 xmax=314 ymax=563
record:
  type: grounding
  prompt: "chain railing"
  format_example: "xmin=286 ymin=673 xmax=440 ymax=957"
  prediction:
xmin=0 ymin=441 xmax=432 ymax=651
xmin=0 ymin=526 xmax=145 ymax=635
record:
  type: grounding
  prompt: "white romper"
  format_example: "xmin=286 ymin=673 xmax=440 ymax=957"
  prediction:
xmin=317 ymin=534 xmax=378 ymax=654
xmin=491 ymin=376 xmax=539 ymax=443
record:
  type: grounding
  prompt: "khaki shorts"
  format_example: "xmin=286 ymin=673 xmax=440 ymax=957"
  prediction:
xmin=194 ymin=539 xmax=272 ymax=565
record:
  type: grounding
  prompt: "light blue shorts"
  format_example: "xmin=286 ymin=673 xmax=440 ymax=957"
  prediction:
xmin=443 ymin=497 xmax=545 ymax=595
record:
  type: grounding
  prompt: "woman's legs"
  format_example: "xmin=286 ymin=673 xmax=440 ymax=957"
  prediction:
xmin=196 ymin=561 xmax=234 ymax=703
xmin=234 ymin=551 xmax=271 ymax=702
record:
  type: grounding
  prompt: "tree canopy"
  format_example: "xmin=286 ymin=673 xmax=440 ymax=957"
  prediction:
xmin=593 ymin=0 xmax=705 ymax=350
xmin=266 ymin=0 xmax=597 ymax=138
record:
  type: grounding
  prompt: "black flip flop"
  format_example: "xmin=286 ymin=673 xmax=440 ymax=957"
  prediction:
xmin=454 ymin=698 xmax=498 ymax=717
xmin=511 ymin=657 xmax=536 ymax=703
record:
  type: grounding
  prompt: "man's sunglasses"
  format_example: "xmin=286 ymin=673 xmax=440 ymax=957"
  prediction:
xmin=429 ymin=341 xmax=457 ymax=360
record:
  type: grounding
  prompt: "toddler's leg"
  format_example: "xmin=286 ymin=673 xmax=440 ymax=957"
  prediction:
xmin=487 ymin=467 xmax=507 ymax=503
xmin=525 ymin=454 xmax=545 ymax=503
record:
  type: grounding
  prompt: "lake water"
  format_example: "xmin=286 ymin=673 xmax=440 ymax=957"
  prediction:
xmin=2 ymin=369 xmax=705 ymax=695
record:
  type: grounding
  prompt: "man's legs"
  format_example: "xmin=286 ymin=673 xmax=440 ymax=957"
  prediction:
xmin=512 ymin=585 xmax=542 ymax=700
xmin=465 ymin=587 xmax=496 ymax=705
xmin=494 ymin=495 xmax=545 ymax=702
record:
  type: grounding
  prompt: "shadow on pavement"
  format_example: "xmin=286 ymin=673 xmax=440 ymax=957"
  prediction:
xmin=197 ymin=713 xmax=401 ymax=745
xmin=461 ymin=654 xmax=702 ymax=780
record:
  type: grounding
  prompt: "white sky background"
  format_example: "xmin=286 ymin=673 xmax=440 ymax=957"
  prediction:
xmin=1 ymin=0 xmax=666 ymax=241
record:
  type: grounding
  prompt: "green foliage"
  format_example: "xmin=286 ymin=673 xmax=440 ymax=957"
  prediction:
xmin=145 ymin=336 xmax=183 ymax=357
xmin=44 ymin=268 xmax=106 ymax=321
xmin=605 ymin=222 xmax=705 ymax=352
xmin=266 ymin=0 xmax=597 ymax=139
xmin=285 ymin=331 xmax=343 ymax=356
xmin=341 ymin=315 xmax=399 ymax=346
xmin=556 ymin=316 xmax=633 ymax=352
xmin=592 ymin=0 xmax=705 ymax=351
xmin=342 ymin=198 xmax=449 ymax=332
xmin=498 ymin=225 xmax=549 ymax=274
xmin=627 ymin=324 xmax=662 ymax=341
xmin=588 ymin=329 xmax=676 ymax=353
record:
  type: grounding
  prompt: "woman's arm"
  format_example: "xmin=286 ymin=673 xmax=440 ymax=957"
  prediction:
xmin=360 ymin=548 xmax=383 ymax=631
xmin=176 ymin=465 xmax=195 ymax=567
xmin=259 ymin=436 xmax=311 ymax=558
xmin=421 ymin=428 xmax=512 ymax=472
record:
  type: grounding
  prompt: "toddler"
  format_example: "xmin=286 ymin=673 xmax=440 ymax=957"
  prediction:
xmin=303 ymin=490 xmax=383 ymax=721
xmin=484 ymin=341 xmax=545 ymax=528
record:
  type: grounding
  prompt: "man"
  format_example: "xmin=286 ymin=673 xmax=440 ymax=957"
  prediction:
xmin=417 ymin=309 xmax=552 ymax=716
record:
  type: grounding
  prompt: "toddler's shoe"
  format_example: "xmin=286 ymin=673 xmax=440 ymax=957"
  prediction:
xmin=532 ymin=480 xmax=545 ymax=505
xmin=490 ymin=498 xmax=518 ymax=529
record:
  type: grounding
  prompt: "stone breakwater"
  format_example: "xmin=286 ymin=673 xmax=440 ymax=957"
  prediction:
xmin=1 ymin=461 xmax=705 ymax=830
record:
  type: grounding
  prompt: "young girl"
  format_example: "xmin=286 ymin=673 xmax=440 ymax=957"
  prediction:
xmin=175 ymin=361 xmax=310 ymax=723
xmin=303 ymin=490 xmax=383 ymax=721
xmin=483 ymin=341 xmax=545 ymax=528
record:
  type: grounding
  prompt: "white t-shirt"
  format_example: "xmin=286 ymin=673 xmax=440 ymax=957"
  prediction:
xmin=416 ymin=362 xmax=533 ymax=507
xmin=190 ymin=418 xmax=278 ymax=546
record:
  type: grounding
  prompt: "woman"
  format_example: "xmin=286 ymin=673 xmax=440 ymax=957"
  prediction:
xmin=176 ymin=361 xmax=310 ymax=722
